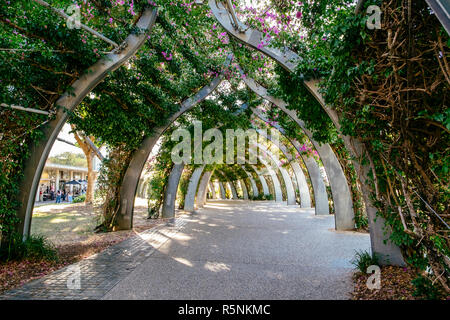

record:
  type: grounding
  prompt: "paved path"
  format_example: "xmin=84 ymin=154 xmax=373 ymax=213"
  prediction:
xmin=2 ymin=200 xmax=370 ymax=300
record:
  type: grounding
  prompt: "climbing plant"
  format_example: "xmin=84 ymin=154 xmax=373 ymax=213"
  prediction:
xmin=0 ymin=0 xmax=152 ymax=247
xmin=245 ymin=0 xmax=450 ymax=293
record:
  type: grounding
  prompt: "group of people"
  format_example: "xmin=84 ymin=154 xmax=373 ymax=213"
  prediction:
xmin=39 ymin=185 xmax=86 ymax=203
xmin=55 ymin=189 xmax=73 ymax=203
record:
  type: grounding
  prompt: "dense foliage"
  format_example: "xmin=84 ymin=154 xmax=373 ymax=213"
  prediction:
xmin=1 ymin=0 xmax=147 ymax=247
xmin=1 ymin=0 xmax=448 ymax=296
xmin=242 ymin=0 xmax=449 ymax=292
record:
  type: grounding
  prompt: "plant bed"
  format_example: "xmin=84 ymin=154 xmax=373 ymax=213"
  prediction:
xmin=351 ymin=266 xmax=449 ymax=300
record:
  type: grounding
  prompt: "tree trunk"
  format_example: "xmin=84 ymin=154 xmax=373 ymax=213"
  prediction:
xmin=85 ymin=151 xmax=95 ymax=204
xmin=72 ymin=124 xmax=99 ymax=205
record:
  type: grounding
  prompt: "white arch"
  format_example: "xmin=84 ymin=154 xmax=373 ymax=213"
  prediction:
xmin=184 ymin=166 xmax=206 ymax=212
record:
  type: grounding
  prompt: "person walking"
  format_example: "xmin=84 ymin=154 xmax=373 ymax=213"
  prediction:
xmin=56 ymin=190 xmax=61 ymax=204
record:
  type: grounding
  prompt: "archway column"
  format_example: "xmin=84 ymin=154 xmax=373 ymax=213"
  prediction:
xmin=290 ymin=161 xmax=311 ymax=208
xmin=253 ymin=112 xmax=329 ymax=215
xmin=258 ymin=129 xmax=311 ymax=207
xmin=252 ymin=166 xmax=270 ymax=196
xmin=196 ymin=171 xmax=213 ymax=208
xmin=304 ymin=80 xmax=405 ymax=264
xmin=210 ymin=182 xmax=218 ymax=199
xmin=239 ymin=179 xmax=249 ymax=200
xmin=228 ymin=181 xmax=238 ymax=199
xmin=251 ymin=162 xmax=282 ymax=202
xmin=248 ymin=82 xmax=352 ymax=227
xmin=262 ymin=148 xmax=296 ymax=205
xmin=241 ymin=166 xmax=259 ymax=197
xmin=218 ymin=181 xmax=226 ymax=199
xmin=282 ymin=108 xmax=354 ymax=228
xmin=184 ymin=166 xmax=205 ymax=212
xmin=255 ymin=129 xmax=307 ymax=206
xmin=161 ymin=163 xmax=185 ymax=219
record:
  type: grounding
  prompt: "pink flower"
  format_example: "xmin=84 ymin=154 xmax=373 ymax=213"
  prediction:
xmin=296 ymin=11 xmax=302 ymax=19
xmin=162 ymin=51 xmax=173 ymax=61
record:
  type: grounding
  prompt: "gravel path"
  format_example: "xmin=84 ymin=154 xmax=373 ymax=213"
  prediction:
xmin=103 ymin=200 xmax=370 ymax=300
xmin=2 ymin=200 xmax=370 ymax=300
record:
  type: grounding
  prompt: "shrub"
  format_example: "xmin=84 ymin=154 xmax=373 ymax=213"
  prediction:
xmin=72 ymin=194 xmax=86 ymax=203
xmin=351 ymin=250 xmax=379 ymax=273
xmin=412 ymin=275 xmax=446 ymax=300
xmin=249 ymin=194 xmax=274 ymax=201
xmin=0 ymin=233 xmax=58 ymax=262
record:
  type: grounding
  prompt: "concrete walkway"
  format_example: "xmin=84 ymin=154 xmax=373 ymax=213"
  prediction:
xmin=104 ymin=200 xmax=370 ymax=300
xmin=2 ymin=200 xmax=370 ymax=300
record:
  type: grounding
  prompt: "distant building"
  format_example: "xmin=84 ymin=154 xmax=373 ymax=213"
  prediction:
xmin=36 ymin=157 xmax=101 ymax=202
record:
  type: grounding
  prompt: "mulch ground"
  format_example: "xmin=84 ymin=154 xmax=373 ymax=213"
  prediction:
xmin=351 ymin=265 xmax=449 ymax=300
xmin=0 ymin=220 xmax=163 ymax=295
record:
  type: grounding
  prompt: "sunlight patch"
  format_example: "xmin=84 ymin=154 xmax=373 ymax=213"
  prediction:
xmin=204 ymin=261 xmax=230 ymax=273
xmin=173 ymin=257 xmax=193 ymax=267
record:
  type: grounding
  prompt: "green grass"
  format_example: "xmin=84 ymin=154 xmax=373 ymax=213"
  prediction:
xmin=29 ymin=201 xmax=150 ymax=246
xmin=31 ymin=209 xmax=98 ymax=245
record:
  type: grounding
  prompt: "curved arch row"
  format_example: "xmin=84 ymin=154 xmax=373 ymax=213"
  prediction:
xmin=209 ymin=1 xmax=404 ymax=264
xmin=239 ymin=68 xmax=352 ymax=228
xmin=160 ymin=141 xmax=299 ymax=219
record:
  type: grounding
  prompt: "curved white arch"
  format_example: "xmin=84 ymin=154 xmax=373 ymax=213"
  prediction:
xmin=239 ymin=179 xmax=249 ymax=200
xmin=196 ymin=171 xmax=214 ymax=208
xmin=253 ymin=111 xmax=329 ymax=215
xmin=209 ymin=182 xmax=218 ymax=199
xmin=218 ymin=181 xmax=227 ymax=199
xmin=161 ymin=163 xmax=185 ymax=218
xmin=249 ymin=157 xmax=282 ymax=202
xmin=240 ymin=166 xmax=259 ymax=197
xmin=240 ymin=72 xmax=352 ymax=228
xmin=251 ymin=166 xmax=270 ymax=196
xmin=184 ymin=165 xmax=206 ymax=212
xmin=255 ymin=144 xmax=297 ymax=205
xmin=255 ymin=128 xmax=311 ymax=207
xmin=227 ymin=181 xmax=238 ymax=199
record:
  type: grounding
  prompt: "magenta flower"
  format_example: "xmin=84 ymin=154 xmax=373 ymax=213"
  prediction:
xmin=162 ymin=51 xmax=173 ymax=61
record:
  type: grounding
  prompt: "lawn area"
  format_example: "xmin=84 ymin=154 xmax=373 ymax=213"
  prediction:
xmin=30 ymin=198 xmax=157 ymax=246
xmin=31 ymin=203 xmax=98 ymax=245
